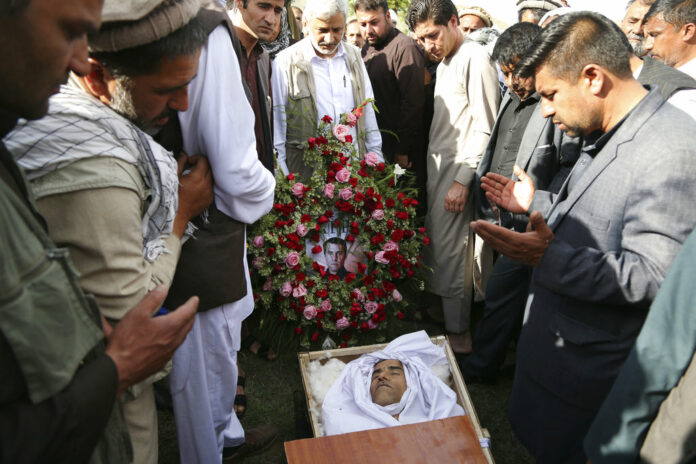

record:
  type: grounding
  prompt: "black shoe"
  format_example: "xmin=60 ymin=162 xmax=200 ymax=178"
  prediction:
xmin=222 ymin=425 xmax=279 ymax=462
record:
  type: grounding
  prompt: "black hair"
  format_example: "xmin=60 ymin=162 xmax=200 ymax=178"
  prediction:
xmin=518 ymin=7 xmax=547 ymax=23
xmin=91 ymin=16 xmax=207 ymax=78
xmin=645 ymin=0 xmax=696 ymax=28
xmin=516 ymin=12 xmax=633 ymax=81
xmin=323 ymin=237 xmax=347 ymax=252
xmin=491 ymin=22 xmax=541 ymax=66
xmin=0 ymin=0 xmax=30 ymax=14
xmin=354 ymin=0 xmax=388 ymax=14
xmin=406 ymin=0 xmax=457 ymax=31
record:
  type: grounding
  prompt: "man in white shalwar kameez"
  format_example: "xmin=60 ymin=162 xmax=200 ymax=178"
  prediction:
xmin=322 ymin=331 xmax=465 ymax=435
xmin=168 ymin=1 xmax=276 ymax=462
xmin=406 ymin=0 xmax=500 ymax=354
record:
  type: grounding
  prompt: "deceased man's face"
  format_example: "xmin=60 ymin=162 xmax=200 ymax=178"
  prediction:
xmin=370 ymin=359 xmax=407 ymax=407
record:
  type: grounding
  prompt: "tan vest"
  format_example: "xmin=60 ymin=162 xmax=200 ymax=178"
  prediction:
xmin=283 ymin=43 xmax=367 ymax=179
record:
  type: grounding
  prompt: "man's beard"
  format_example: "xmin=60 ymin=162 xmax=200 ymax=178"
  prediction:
xmin=627 ymin=33 xmax=647 ymax=57
xmin=310 ymin=35 xmax=341 ymax=56
xmin=110 ymin=78 xmax=169 ymax=136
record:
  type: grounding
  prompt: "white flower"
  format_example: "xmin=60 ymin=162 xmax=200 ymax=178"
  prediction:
xmin=394 ymin=164 xmax=407 ymax=182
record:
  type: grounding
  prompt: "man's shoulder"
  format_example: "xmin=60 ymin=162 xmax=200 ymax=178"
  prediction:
xmin=274 ymin=38 xmax=310 ymax=66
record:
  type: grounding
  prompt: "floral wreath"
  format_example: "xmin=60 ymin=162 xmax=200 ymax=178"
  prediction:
xmin=248 ymin=101 xmax=429 ymax=348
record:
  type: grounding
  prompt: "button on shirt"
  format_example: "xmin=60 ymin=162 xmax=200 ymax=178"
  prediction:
xmin=489 ymin=92 xmax=539 ymax=177
xmin=272 ymin=39 xmax=383 ymax=174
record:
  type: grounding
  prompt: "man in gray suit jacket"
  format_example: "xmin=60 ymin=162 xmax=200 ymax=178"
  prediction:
xmin=473 ymin=12 xmax=696 ymax=463
xmin=463 ymin=21 xmax=580 ymax=382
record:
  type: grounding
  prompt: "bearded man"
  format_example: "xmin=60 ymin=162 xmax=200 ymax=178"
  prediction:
xmin=272 ymin=0 xmax=382 ymax=179
xmin=5 ymin=2 xmax=214 ymax=463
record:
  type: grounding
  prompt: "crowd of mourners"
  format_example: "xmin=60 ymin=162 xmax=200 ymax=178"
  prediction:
xmin=1 ymin=0 xmax=696 ymax=462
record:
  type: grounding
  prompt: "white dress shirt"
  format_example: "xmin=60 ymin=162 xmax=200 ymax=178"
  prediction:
xmin=633 ymin=63 xmax=696 ymax=120
xmin=678 ymin=57 xmax=696 ymax=80
xmin=272 ymin=38 xmax=382 ymax=175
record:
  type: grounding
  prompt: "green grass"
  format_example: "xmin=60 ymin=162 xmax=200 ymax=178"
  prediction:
xmin=157 ymin=314 xmax=533 ymax=463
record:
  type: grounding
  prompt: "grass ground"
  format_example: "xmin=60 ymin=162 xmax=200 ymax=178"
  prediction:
xmin=156 ymin=311 xmax=533 ymax=463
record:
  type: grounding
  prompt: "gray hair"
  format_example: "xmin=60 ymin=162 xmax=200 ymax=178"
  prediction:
xmin=304 ymin=0 xmax=349 ymax=22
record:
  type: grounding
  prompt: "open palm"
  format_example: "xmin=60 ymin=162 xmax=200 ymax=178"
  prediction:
xmin=480 ymin=165 xmax=535 ymax=214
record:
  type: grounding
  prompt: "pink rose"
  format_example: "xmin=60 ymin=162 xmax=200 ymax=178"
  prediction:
xmin=336 ymin=317 xmax=350 ymax=330
xmin=352 ymin=288 xmax=366 ymax=302
xmin=280 ymin=281 xmax=292 ymax=297
xmin=339 ymin=187 xmax=353 ymax=201
xmin=365 ymin=152 xmax=380 ymax=167
xmin=252 ymin=257 xmax=264 ymax=269
xmin=263 ymin=278 xmax=272 ymax=291
xmin=291 ymin=182 xmax=306 ymax=197
xmin=332 ymin=124 xmax=350 ymax=142
xmin=392 ymin=289 xmax=403 ymax=302
xmin=336 ymin=168 xmax=351 ymax=183
xmin=296 ymin=223 xmax=309 ymax=237
xmin=253 ymin=235 xmax=264 ymax=247
xmin=383 ymin=241 xmax=399 ymax=253
xmin=346 ymin=112 xmax=358 ymax=127
xmin=371 ymin=209 xmax=384 ymax=220
xmin=285 ymin=251 xmax=300 ymax=268
xmin=323 ymin=183 xmax=335 ymax=198
xmin=375 ymin=251 xmax=389 ymax=264
xmin=321 ymin=299 xmax=332 ymax=312
xmin=303 ymin=305 xmax=318 ymax=320
xmin=293 ymin=284 xmax=307 ymax=298
xmin=365 ymin=301 xmax=379 ymax=314
xmin=367 ymin=319 xmax=378 ymax=330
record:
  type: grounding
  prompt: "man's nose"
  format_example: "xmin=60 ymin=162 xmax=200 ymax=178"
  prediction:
xmin=169 ymin=86 xmax=190 ymax=112
xmin=68 ymin=36 xmax=91 ymax=77
xmin=644 ymin=34 xmax=654 ymax=50
xmin=541 ymin=100 xmax=554 ymax=119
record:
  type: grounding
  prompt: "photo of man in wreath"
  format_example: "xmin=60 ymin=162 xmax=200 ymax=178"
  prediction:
xmin=324 ymin=237 xmax=348 ymax=278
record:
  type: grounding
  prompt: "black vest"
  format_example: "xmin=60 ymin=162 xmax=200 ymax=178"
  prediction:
xmin=159 ymin=1 xmax=250 ymax=312
xmin=638 ymin=56 xmax=696 ymax=100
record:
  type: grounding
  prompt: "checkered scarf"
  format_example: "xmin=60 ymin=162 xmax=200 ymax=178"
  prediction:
xmin=7 ymin=84 xmax=180 ymax=262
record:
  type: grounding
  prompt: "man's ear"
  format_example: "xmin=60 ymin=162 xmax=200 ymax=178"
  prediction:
xmin=682 ymin=22 xmax=696 ymax=42
xmin=581 ymin=64 xmax=605 ymax=96
xmin=82 ymin=58 xmax=113 ymax=102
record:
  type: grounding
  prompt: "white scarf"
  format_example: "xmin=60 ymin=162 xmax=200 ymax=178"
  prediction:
xmin=7 ymin=85 xmax=180 ymax=261
xmin=321 ymin=331 xmax=466 ymax=436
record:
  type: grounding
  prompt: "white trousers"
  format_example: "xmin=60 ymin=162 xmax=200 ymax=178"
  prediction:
xmin=170 ymin=264 xmax=254 ymax=463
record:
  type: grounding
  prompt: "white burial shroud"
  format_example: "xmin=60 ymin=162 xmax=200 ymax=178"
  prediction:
xmin=321 ymin=331 xmax=466 ymax=436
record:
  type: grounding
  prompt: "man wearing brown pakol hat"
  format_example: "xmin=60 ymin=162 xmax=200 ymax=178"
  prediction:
xmin=0 ymin=1 xmax=201 ymax=463
xmin=517 ymin=0 xmax=561 ymax=24
xmin=155 ymin=1 xmax=278 ymax=462
xmin=5 ymin=1 xmax=214 ymax=463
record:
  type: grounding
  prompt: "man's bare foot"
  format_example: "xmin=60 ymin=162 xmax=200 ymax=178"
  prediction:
xmin=234 ymin=365 xmax=247 ymax=417
xmin=448 ymin=331 xmax=472 ymax=354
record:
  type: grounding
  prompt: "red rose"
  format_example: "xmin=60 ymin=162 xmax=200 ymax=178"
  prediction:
xmin=308 ymin=137 xmax=316 ymax=149
xmin=340 ymin=342 xmax=347 ymax=348
xmin=349 ymin=177 xmax=358 ymax=187
xmin=280 ymin=314 xmax=287 ymax=321
xmin=357 ymin=262 xmax=367 ymax=274
xmin=321 ymin=115 xmax=333 ymax=123
xmin=387 ymin=219 xmax=394 ymax=230
xmin=345 ymin=273 xmax=356 ymax=283
xmin=396 ymin=311 xmax=405 ymax=320
xmin=386 ymin=198 xmax=395 ymax=208
xmin=360 ymin=322 xmax=369 ymax=332
xmin=287 ymin=173 xmax=295 ymax=180
xmin=354 ymin=192 xmax=365 ymax=202
xmin=424 ymin=237 xmax=431 ymax=245
xmin=311 ymin=332 xmax=319 ymax=342
xmin=266 ymin=247 xmax=275 ymax=256
xmin=377 ymin=162 xmax=386 ymax=171
xmin=344 ymin=134 xmax=353 ymax=143
xmin=312 ymin=245 xmax=322 ymax=254
xmin=383 ymin=281 xmax=396 ymax=291
xmin=294 ymin=327 xmax=303 ymax=334
xmin=301 ymin=214 xmax=311 ymax=223
xmin=391 ymin=229 xmax=404 ymax=242
xmin=296 ymin=272 xmax=306 ymax=282
xmin=318 ymin=215 xmax=329 ymax=224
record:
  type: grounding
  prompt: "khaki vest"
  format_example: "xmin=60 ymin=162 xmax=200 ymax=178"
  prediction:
xmin=283 ymin=44 xmax=367 ymax=179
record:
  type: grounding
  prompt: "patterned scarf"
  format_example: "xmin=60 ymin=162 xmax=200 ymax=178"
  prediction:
xmin=7 ymin=85 xmax=181 ymax=262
